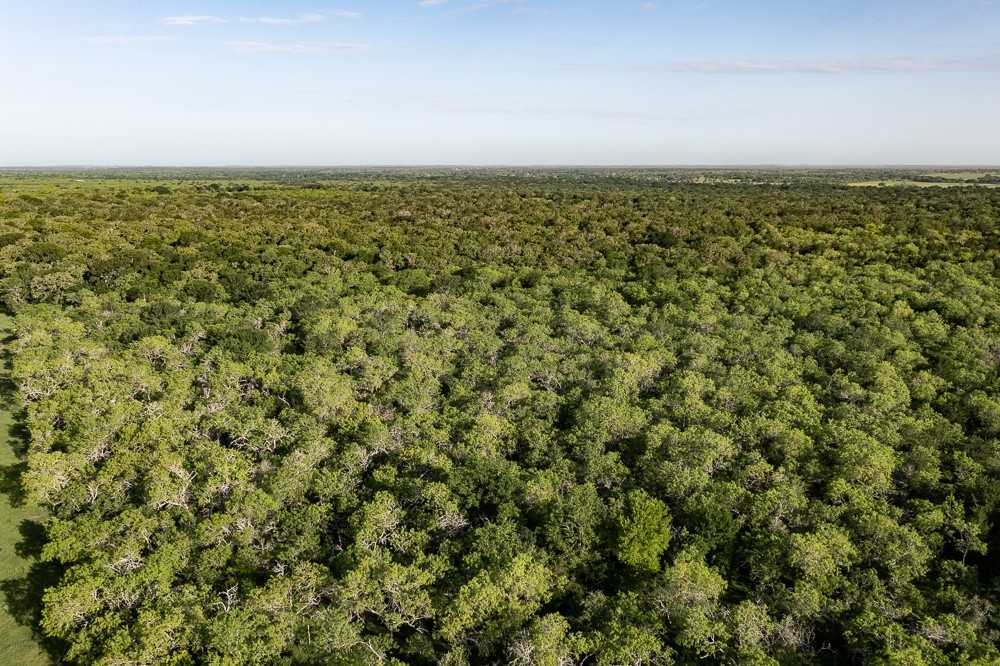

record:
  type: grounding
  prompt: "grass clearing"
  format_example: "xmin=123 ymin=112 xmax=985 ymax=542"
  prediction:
xmin=923 ymin=171 xmax=1000 ymax=180
xmin=848 ymin=179 xmax=1000 ymax=188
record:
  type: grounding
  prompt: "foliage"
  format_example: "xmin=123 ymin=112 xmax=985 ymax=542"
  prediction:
xmin=0 ymin=174 xmax=998 ymax=664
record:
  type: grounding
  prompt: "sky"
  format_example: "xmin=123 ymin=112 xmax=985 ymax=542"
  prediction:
xmin=2 ymin=0 xmax=999 ymax=166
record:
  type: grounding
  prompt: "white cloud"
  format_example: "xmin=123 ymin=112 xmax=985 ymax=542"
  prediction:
xmin=640 ymin=2 xmax=657 ymax=11
xmin=160 ymin=15 xmax=226 ymax=25
xmin=225 ymin=41 xmax=368 ymax=55
xmin=648 ymin=56 xmax=1000 ymax=74
xmin=239 ymin=11 xmax=359 ymax=25
xmin=564 ymin=55 xmax=1000 ymax=75
xmin=86 ymin=35 xmax=171 ymax=45
xmin=419 ymin=0 xmax=448 ymax=6
xmin=240 ymin=13 xmax=326 ymax=25
xmin=448 ymin=0 xmax=526 ymax=14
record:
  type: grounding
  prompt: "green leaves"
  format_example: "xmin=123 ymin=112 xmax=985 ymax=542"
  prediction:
xmin=3 ymin=176 xmax=1000 ymax=664
xmin=654 ymin=549 xmax=728 ymax=658
xmin=616 ymin=489 xmax=671 ymax=573
xmin=440 ymin=554 xmax=559 ymax=645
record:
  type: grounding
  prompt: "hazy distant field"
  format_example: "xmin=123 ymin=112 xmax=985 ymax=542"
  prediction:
xmin=924 ymin=171 xmax=1000 ymax=180
xmin=848 ymin=169 xmax=1000 ymax=188
xmin=848 ymin=180 xmax=1000 ymax=188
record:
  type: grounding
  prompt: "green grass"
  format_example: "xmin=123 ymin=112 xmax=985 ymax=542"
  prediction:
xmin=0 ymin=313 xmax=52 ymax=666
xmin=848 ymin=179 xmax=1000 ymax=188
xmin=923 ymin=171 xmax=1000 ymax=180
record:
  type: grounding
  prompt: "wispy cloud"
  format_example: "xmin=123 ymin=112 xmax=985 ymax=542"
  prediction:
xmin=419 ymin=0 xmax=448 ymax=6
xmin=482 ymin=104 xmax=663 ymax=122
xmin=239 ymin=10 xmax=360 ymax=24
xmin=565 ymin=56 xmax=1000 ymax=75
xmin=652 ymin=56 xmax=1000 ymax=74
xmin=448 ymin=0 xmax=527 ymax=15
xmin=240 ymin=13 xmax=326 ymax=25
xmin=393 ymin=97 xmax=667 ymax=123
xmin=86 ymin=35 xmax=171 ymax=45
xmin=640 ymin=2 xmax=657 ymax=11
xmin=225 ymin=41 xmax=368 ymax=55
xmin=160 ymin=15 xmax=226 ymax=26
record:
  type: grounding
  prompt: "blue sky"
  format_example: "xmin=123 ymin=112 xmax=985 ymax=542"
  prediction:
xmin=2 ymin=1 xmax=999 ymax=165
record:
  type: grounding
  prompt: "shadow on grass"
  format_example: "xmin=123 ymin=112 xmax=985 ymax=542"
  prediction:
xmin=0 ymin=521 xmax=69 ymax=663
xmin=0 ymin=461 xmax=28 ymax=509
xmin=2 ymin=329 xmax=34 ymax=511
xmin=1 ymin=412 xmax=32 ymax=509
xmin=1 ymin=319 xmax=68 ymax=661
xmin=6 ymin=412 xmax=31 ymax=459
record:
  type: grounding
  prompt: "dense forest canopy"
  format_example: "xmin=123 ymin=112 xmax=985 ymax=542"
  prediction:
xmin=0 ymin=173 xmax=998 ymax=664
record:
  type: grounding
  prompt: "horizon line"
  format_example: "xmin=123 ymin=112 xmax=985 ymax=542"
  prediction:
xmin=3 ymin=163 xmax=1000 ymax=170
